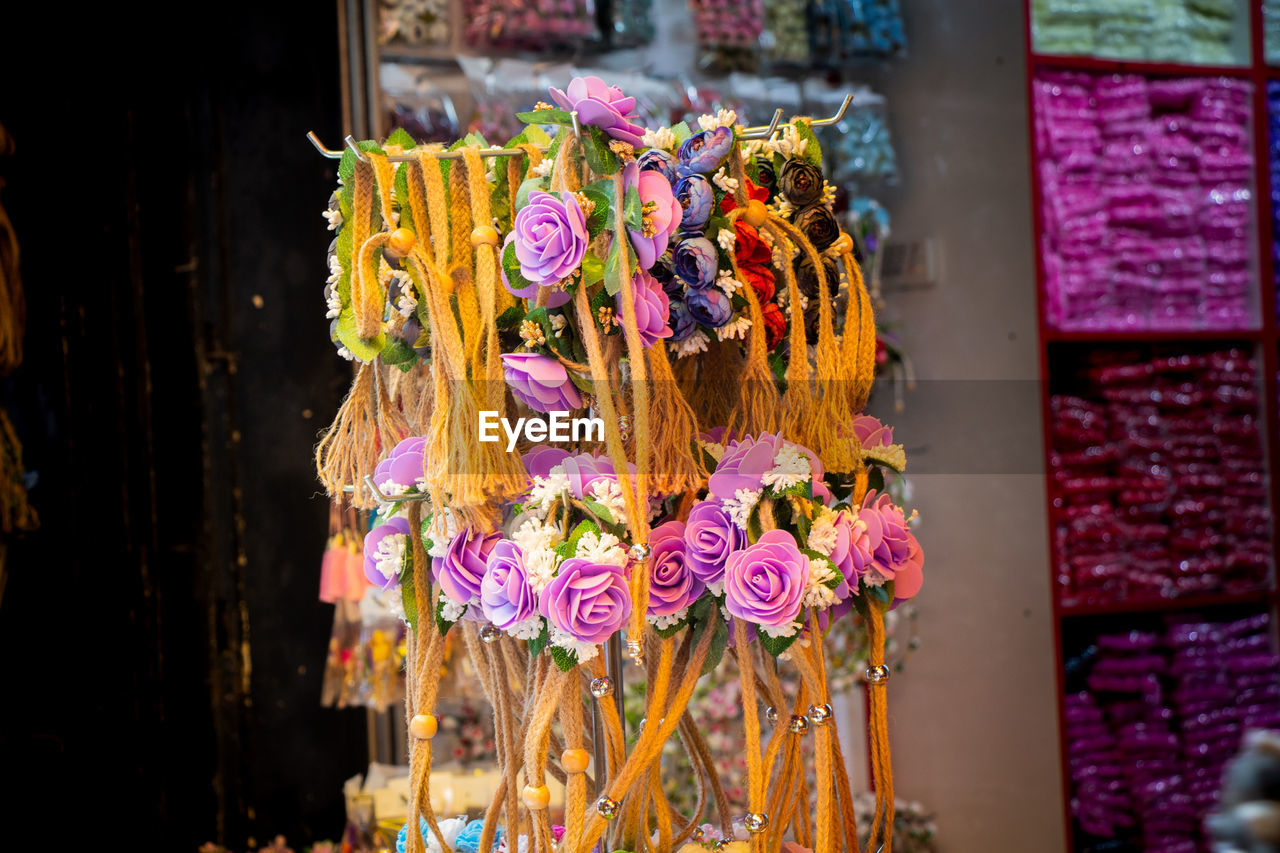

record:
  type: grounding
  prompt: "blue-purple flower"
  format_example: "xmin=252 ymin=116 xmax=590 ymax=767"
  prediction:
xmin=687 ymin=288 xmax=733 ymax=328
xmin=548 ymin=76 xmax=645 ymax=147
xmin=678 ymin=127 xmax=734 ymax=174
xmin=668 ymin=300 xmax=697 ymax=341
xmin=434 ymin=527 xmax=499 ymax=606
xmin=674 ymin=174 xmax=714 ymax=230
xmin=673 ymin=236 xmax=718 ymax=290
xmin=638 ymin=148 xmax=679 ymax=183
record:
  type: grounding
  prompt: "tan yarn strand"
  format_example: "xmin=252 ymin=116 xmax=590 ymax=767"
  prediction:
xmin=733 ymin=620 xmax=767 ymax=853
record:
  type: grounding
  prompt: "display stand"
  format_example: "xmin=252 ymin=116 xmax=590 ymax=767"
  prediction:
xmin=1025 ymin=2 xmax=1280 ymax=850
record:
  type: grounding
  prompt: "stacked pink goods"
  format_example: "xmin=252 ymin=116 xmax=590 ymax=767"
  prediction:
xmin=1049 ymin=348 xmax=1269 ymax=607
xmin=1065 ymin=614 xmax=1280 ymax=849
xmin=1035 ymin=71 xmax=1257 ymax=331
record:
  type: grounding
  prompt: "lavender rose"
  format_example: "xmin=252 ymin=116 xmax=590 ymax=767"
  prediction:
xmin=548 ymin=76 xmax=645 ymax=147
xmin=722 ymin=529 xmax=808 ymax=630
xmin=373 ymin=435 xmax=426 ymax=494
xmin=684 ymin=500 xmax=745 ymax=588
xmin=481 ymin=541 xmax=536 ymax=630
xmin=686 ymin=288 xmax=733 ymax=328
xmin=502 ymin=352 xmax=583 ymax=413
xmin=638 ymin=148 xmax=680 ymax=183
xmin=506 ymin=190 xmax=588 ymax=289
xmin=434 ymin=527 xmax=499 ymax=605
xmin=523 ymin=446 xmax=572 ymax=479
xmin=858 ymin=490 xmax=924 ymax=600
xmin=538 ymin=558 xmax=632 ymax=644
xmin=647 ymin=520 xmax=705 ymax=620
xmin=617 ymin=270 xmax=672 ymax=347
xmin=363 ymin=516 xmax=411 ymax=590
xmin=709 ymin=432 xmax=824 ymax=501
xmin=678 ymin=126 xmax=734 ymax=174
xmin=668 ymin=300 xmax=697 ymax=342
xmin=674 ymin=174 xmax=714 ymax=230
xmin=673 ymin=236 xmax=717 ymax=289
xmin=625 ymin=162 xmax=683 ymax=270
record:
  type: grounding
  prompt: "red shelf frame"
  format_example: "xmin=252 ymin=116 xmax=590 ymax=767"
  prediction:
xmin=1025 ymin=2 xmax=1280 ymax=850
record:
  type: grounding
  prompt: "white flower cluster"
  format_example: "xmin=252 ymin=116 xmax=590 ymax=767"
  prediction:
xmin=648 ymin=605 xmax=690 ymax=630
xmin=549 ymin=626 xmax=599 ymax=664
xmin=712 ymin=167 xmax=738 ymax=194
xmin=510 ymin=516 xmax=561 ymax=593
xmin=322 ymin=207 xmax=343 ymax=230
xmin=641 ymin=126 xmax=678 ymax=150
xmin=803 ymin=554 xmax=838 ymax=609
xmin=438 ymin=592 xmax=467 ymax=624
xmin=698 ymin=440 xmax=726 ymax=462
xmin=673 ymin=328 xmax=710 ymax=359
xmin=393 ymin=272 xmax=417 ymax=317
xmin=723 ymin=487 xmax=762 ymax=530
xmin=324 ymin=288 xmax=342 ymax=320
xmin=698 ymin=108 xmax=738 ymax=131
xmin=372 ymin=532 xmax=408 ymax=583
xmin=575 ymin=529 xmax=627 ymax=567
xmin=760 ymin=619 xmax=802 ymax=639
xmin=762 ymin=442 xmax=812 ymax=492
xmin=716 ymin=314 xmax=752 ymax=342
xmin=426 ymin=508 xmax=458 ymax=558
xmin=716 ymin=270 xmax=743 ymax=297
xmin=716 ymin=228 xmax=737 ymax=252
xmin=337 ymin=346 xmax=355 ymax=361
xmin=531 ymin=158 xmax=554 ymax=178
xmin=759 ymin=123 xmax=808 ymax=159
xmin=587 ymin=478 xmax=629 ymax=524
xmin=527 ymin=470 xmax=570 ymax=515
xmin=548 ymin=313 xmax=567 ymax=338
xmin=806 ymin=507 xmax=840 ymax=556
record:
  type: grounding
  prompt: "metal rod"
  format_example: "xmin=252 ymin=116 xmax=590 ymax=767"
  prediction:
xmin=737 ymin=108 xmax=785 ymax=139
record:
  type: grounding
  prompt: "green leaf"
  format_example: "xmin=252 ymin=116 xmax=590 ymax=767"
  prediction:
xmin=757 ymin=626 xmax=802 ymax=657
xmin=670 ymin=121 xmax=692 ymax=145
xmin=550 ymin=645 xmax=579 ymax=672
xmin=603 ymin=234 xmax=636 ymax=297
xmin=496 ymin=304 xmax=524 ymax=331
xmin=581 ymin=252 xmax=605 ymax=286
xmin=803 ymin=548 xmax=845 ymax=590
xmin=867 ymin=465 xmax=886 ymax=495
xmin=559 ymin=519 xmax=602 ymax=558
xmin=793 ymin=118 xmax=823 ymax=168
xmin=334 ymin=311 xmax=386 ymax=363
xmin=516 ymin=176 xmax=548 ymax=210
xmin=435 ymin=596 xmax=458 ymax=638
xmin=689 ymin=602 xmax=728 ymax=676
xmin=516 ymin=108 xmax=574 ymax=126
xmin=380 ymin=337 xmax=416 ymax=366
xmin=524 ymin=124 xmax=552 ymax=147
xmin=623 ymin=184 xmax=643 ymax=231
xmin=766 ymin=478 xmax=813 ymax=501
xmin=400 ymin=558 xmax=419 ymax=634
xmin=528 ymin=623 xmax=550 ymax=658
xmin=581 ymin=125 xmax=620 ymax=176
xmin=653 ymin=616 xmax=689 ymax=639
xmin=746 ymin=501 xmax=764 ymax=544
xmin=581 ymin=184 xmax=612 ymax=238
xmin=590 ymin=286 xmax=619 ymax=336
xmin=567 ymin=369 xmax=596 ymax=395
xmin=394 ymin=166 xmax=413 ymax=233
xmin=581 ymin=499 xmax=615 ymax=527
xmin=502 ymin=241 xmax=539 ymax=294
xmin=386 ymin=127 xmax=417 ymax=150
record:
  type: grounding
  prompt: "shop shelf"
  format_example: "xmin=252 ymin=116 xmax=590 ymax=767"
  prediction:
xmin=1030 ymin=53 xmax=1253 ymax=77
xmin=1059 ymin=588 xmax=1274 ymax=618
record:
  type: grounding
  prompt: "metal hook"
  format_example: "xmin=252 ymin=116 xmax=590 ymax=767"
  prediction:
xmin=738 ymin=108 xmax=784 ymax=139
xmin=344 ymin=134 xmax=366 ymax=162
xmin=308 ymin=131 xmax=341 ymax=159
xmin=810 ymin=94 xmax=853 ymax=127
xmin=360 ymin=475 xmax=433 ymax=504
xmin=307 ymin=110 xmax=585 ymax=164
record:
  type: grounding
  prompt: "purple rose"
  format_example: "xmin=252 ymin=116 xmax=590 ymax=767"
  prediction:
xmin=373 ymin=435 xmax=426 ymax=494
xmin=638 ymin=148 xmax=680 ymax=183
xmin=668 ymin=300 xmax=696 ymax=342
xmin=433 ymin=527 xmax=499 ymax=605
xmin=673 ymin=236 xmax=717 ymax=289
xmin=723 ymin=529 xmax=807 ymax=629
xmin=625 ymin=162 xmax=683 ymax=271
xmin=858 ymin=490 xmax=924 ymax=600
xmin=523 ymin=446 xmax=572 ymax=480
xmin=686 ymin=288 xmax=733 ymax=328
xmin=678 ymin=126 xmax=734 ymax=174
xmin=617 ymin=270 xmax=672 ymax=348
xmin=674 ymin=174 xmax=714 ymax=230
xmin=548 ymin=76 xmax=645 ymax=148
xmin=647 ymin=520 xmax=705 ymax=619
xmin=502 ymin=352 xmax=583 ymax=413
xmin=560 ymin=452 xmax=631 ymax=500
xmin=538 ymin=558 xmax=632 ymax=644
xmin=506 ymin=190 xmax=588 ymax=289
xmin=709 ymin=433 xmax=824 ymax=501
xmin=684 ymin=500 xmax=744 ymax=588
xmin=363 ymin=516 xmax=411 ymax=590
xmin=481 ymin=541 xmax=536 ymax=630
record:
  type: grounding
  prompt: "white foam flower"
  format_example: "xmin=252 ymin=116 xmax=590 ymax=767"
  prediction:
xmin=712 ymin=167 xmax=738 ymax=194
xmin=716 ymin=228 xmax=737 ymax=253
xmin=588 ymin=478 xmax=629 ymax=524
xmin=438 ymin=592 xmax=467 ymax=623
xmin=723 ymin=488 xmax=762 ymax=530
xmin=549 ymin=626 xmax=599 ymax=664
xmin=524 ymin=546 xmax=561 ymax=593
xmin=763 ymin=442 xmax=812 ymax=492
xmin=716 ymin=314 xmax=752 ymax=342
xmin=325 ymin=289 xmax=342 ymax=319
xmin=698 ymin=108 xmax=738 ymax=131
xmin=426 ymin=508 xmax=458 ymax=558
xmin=717 ymin=273 xmax=743 ymax=298
xmin=531 ymin=159 xmax=553 ymax=178
xmin=393 ymin=272 xmax=417 ymax=317
xmin=641 ymin=126 xmax=678 ymax=150
xmin=760 ymin=619 xmax=802 ymax=638
xmin=511 ymin=517 xmax=555 ymax=555
xmin=649 ymin=605 xmax=690 ymax=629
xmin=322 ymin=207 xmax=343 ymax=230
xmin=373 ymin=532 xmax=408 ymax=582
xmin=380 ymin=479 xmax=411 ymax=498
xmin=575 ymin=529 xmax=627 ymax=567
xmin=806 ymin=507 xmax=840 ymax=556
xmin=506 ymin=615 xmax=544 ymax=641
xmin=771 ymin=197 xmax=794 ymax=220
xmin=741 ymin=139 xmax=766 ymax=157
xmin=674 ymin=328 xmax=710 ymax=358
xmin=803 ymin=554 xmax=838 ymax=608
xmin=337 ymin=346 xmax=355 ymax=361
xmin=327 ymin=253 xmax=343 ymax=284
xmin=528 ymin=468 xmax=570 ymax=512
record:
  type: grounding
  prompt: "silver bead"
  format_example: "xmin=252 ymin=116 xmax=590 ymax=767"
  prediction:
xmin=590 ymin=676 xmax=614 ymax=698
xmin=765 ymin=706 xmax=779 ymax=725
xmin=744 ymin=812 xmax=769 ymax=833
xmin=866 ymin=664 xmax=891 ymax=684
xmin=626 ymin=637 xmax=644 ymax=664
xmin=807 ymin=703 xmax=834 ymax=725
xmin=627 ymin=543 xmax=651 ymax=563
xmin=596 ymin=796 xmax=619 ymax=818
xmin=479 ymin=624 xmax=500 ymax=643
xmin=789 ymin=714 xmax=810 ymax=734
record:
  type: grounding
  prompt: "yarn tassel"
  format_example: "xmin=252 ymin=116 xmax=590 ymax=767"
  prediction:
xmin=644 ymin=339 xmax=707 ymax=497
xmin=315 ymin=363 xmax=379 ymax=507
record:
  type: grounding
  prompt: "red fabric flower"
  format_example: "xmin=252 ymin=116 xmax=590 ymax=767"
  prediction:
xmin=720 ymin=177 xmax=770 ymax=215
xmin=761 ymin=302 xmax=786 ymax=350
xmin=733 ymin=221 xmax=776 ymax=302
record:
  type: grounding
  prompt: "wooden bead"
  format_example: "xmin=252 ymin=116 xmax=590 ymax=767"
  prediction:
xmin=388 ymin=228 xmax=416 ymax=256
xmin=561 ymin=748 xmax=590 ymax=774
xmin=829 ymin=232 xmax=854 ymax=255
xmin=521 ymin=783 xmax=551 ymax=810
xmin=471 ymin=225 xmax=499 ymax=247
xmin=409 ymin=713 xmax=437 ymax=739
xmin=743 ymin=199 xmax=768 ymax=228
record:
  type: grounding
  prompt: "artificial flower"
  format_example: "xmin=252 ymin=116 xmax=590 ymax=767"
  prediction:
xmin=761 ymin=302 xmax=786 ymax=350
xmin=673 ymin=235 xmax=718 ymax=290
xmin=624 ymin=162 xmax=683 ymax=270
xmin=505 ymin=190 xmax=588 ymax=289
xmin=647 ymin=520 xmax=705 ymax=623
xmin=617 ymin=270 xmax=672 ymax=347
xmin=683 ymin=499 xmax=744 ymax=591
xmin=793 ymin=203 xmax=841 ymax=250
xmin=501 ymin=352 xmax=583 ymax=413
xmin=778 ymin=158 xmax=825 ymax=206
xmin=434 ymin=527 xmax=500 ymax=606
xmin=538 ymin=557 xmax=632 ymax=644
xmin=668 ymin=299 xmax=697 ymax=342
xmin=723 ymin=529 xmax=808 ymax=633
xmin=481 ymin=541 xmax=537 ymax=631
xmin=687 ymin=288 xmax=734 ymax=328
xmin=638 ymin=148 xmax=679 ymax=183
xmin=678 ymin=126 xmax=735 ymax=174
xmin=548 ymin=76 xmax=645 ymax=147
xmin=373 ymin=435 xmax=427 ymax=496
xmin=363 ymin=516 xmax=411 ymax=590
xmin=674 ymin=174 xmax=714 ymax=230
